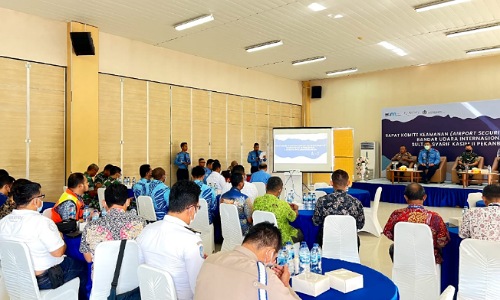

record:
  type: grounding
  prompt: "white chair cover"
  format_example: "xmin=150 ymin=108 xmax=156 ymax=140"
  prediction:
xmin=310 ymin=190 xmax=327 ymax=199
xmin=392 ymin=222 xmax=440 ymax=300
xmin=0 ymin=240 xmax=79 ymax=300
xmin=220 ymin=203 xmax=243 ymax=252
xmin=457 ymin=239 xmax=500 ymax=300
xmin=90 ymin=240 xmax=140 ymax=299
xmin=42 ymin=208 xmax=53 ymax=219
xmin=440 ymin=285 xmax=455 ymax=300
xmin=137 ymin=196 xmax=157 ymax=222
xmin=322 ymin=215 xmax=360 ymax=263
xmin=252 ymin=210 xmax=278 ymax=228
xmin=359 ymin=187 xmax=383 ymax=237
xmin=466 ymin=192 xmax=482 ymax=208
xmin=97 ymin=187 xmax=106 ymax=211
xmin=190 ymin=198 xmax=215 ymax=254
xmin=137 ymin=264 xmax=177 ymax=300
xmin=0 ymin=269 xmax=8 ymax=300
xmin=313 ymin=182 xmax=329 ymax=190
xmin=253 ymin=182 xmax=266 ymax=197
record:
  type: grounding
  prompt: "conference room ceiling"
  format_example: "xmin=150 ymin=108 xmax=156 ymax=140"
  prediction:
xmin=1 ymin=0 xmax=500 ymax=81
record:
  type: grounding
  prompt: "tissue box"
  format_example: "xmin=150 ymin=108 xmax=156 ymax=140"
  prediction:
xmin=449 ymin=217 xmax=462 ymax=227
xmin=292 ymin=273 xmax=330 ymax=297
xmin=326 ymin=268 xmax=363 ymax=293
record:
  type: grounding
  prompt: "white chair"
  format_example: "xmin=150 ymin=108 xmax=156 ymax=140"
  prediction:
xmin=322 ymin=215 xmax=360 ymax=263
xmin=137 ymin=196 xmax=157 ymax=222
xmin=42 ymin=207 xmax=53 ymax=219
xmin=97 ymin=187 xmax=106 ymax=211
xmin=190 ymin=198 xmax=215 ymax=254
xmin=252 ymin=210 xmax=278 ymax=228
xmin=310 ymin=190 xmax=326 ymax=199
xmin=90 ymin=240 xmax=140 ymax=299
xmin=440 ymin=285 xmax=455 ymax=300
xmin=253 ymin=182 xmax=266 ymax=197
xmin=0 ymin=266 xmax=10 ymax=299
xmin=220 ymin=203 xmax=243 ymax=252
xmin=392 ymin=222 xmax=440 ymax=300
xmin=63 ymin=185 xmax=68 ymax=192
xmin=137 ymin=264 xmax=177 ymax=300
xmin=359 ymin=187 xmax=383 ymax=237
xmin=0 ymin=240 xmax=80 ymax=300
xmin=457 ymin=239 xmax=500 ymax=300
xmin=466 ymin=192 xmax=482 ymax=208
xmin=313 ymin=182 xmax=329 ymax=190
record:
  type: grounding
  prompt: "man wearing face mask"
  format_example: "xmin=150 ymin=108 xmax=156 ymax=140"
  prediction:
xmin=0 ymin=179 xmax=87 ymax=298
xmin=455 ymin=144 xmax=479 ymax=183
xmin=137 ymin=180 xmax=203 ymax=300
xmin=195 ymin=222 xmax=300 ymax=300
xmin=418 ymin=141 xmax=441 ymax=184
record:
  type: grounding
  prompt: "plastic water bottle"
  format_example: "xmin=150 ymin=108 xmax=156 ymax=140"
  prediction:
xmin=83 ymin=205 xmax=90 ymax=222
xmin=488 ymin=165 xmax=492 ymax=173
xmin=92 ymin=209 xmax=100 ymax=221
xmin=310 ymin=243 xmax=322 ymax=274
xmin=101 ymin=208 xmax=107 ymax=217
xmin=299 ymin=242 xmax=310 ymax=274
xmin=306 ymin=193 xmax=312 ymax=210
xmin=285 ymin=241 xmax=295 ymax=275
xmin=302 ymin=193 xmax=307 ymax=206
xmin=462 ymin=205 xmax=469 ymax=216
xmin=311 ymin=193 xmax=317 ymax=210
xmin=132 ymin=177 xmax=136 ymax=185
xmin=69 ymin=206 xmax=76 ymax=220
xmin=277 ymin=247 xmax=288 ymax=266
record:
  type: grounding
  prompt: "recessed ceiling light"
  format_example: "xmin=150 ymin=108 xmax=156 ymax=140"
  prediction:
xmin=446 ymin=22 xmax=500 ymax=37
xmin=333 ymin=14 xmax=344 ymax=19
xmin=174 ymin=14 xmax=214 ymax=31
xmin=414 ymin=0 xmax=470 ymax=12
xmin=465 ymin=45 xmax=500 ymax=55
xmin=378 ymin=41 xmax=408 ymax=56
xmin=416 ymin=63 xmax=428 ymax=66
xmin=308 ymin=3 xmax=326 ymax=11
xmin=326 ymin=68 xmax=358 ymax=76
xmin=245 ymin=40 xmax=283 ymax=53
xmin=291 ymin=56 xmax=326 ymax=66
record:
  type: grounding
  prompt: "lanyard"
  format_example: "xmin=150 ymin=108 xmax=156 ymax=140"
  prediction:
xmin=256 ymin=261 xmax=268 ymax=300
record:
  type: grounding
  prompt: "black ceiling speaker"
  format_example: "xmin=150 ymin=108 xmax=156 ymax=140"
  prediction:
xmin=311 ymin=86 xmax=322 ymax=99
xmin=70 ymin=32 xmax=95 ymax=56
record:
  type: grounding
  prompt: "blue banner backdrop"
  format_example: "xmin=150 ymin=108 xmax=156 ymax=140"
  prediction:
xmin=382 ymin=99 xmax=500 ymax=168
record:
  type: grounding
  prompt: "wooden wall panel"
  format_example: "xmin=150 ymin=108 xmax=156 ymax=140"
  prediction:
xmin=149 ymin=82 xmax=171 ymax=175
xmin=171 ymin=86 xmax=191 ymax=184
xmin=0 ymin=58 xmax=27 ymax=180
xmin=123 ymin=78 xmax=147 ymax=179
xmin=242 ymin=97 xmax=256 ymax=165
xmin=98 ymin=74 xmax=121 ymax=167
xmin=210 ymin=93 xmax=227 ymax=166
xmin=227 ymin=95 xmax=242 ymax=164
xmin=192 ymin=89 xmax=210 ymax=164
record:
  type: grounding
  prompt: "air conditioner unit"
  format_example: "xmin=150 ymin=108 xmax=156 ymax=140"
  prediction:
xmin=360 ymin=141 xmax=380 ymax=179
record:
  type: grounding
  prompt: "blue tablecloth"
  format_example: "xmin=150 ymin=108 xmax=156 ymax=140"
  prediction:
xmin=64 ymin=234 xmax=92 ymax=299
xmin=291 ymin=210 xmax=317 ymax=248
xmin=316 ymin=188 xmax=371 ymax=208
xmin=476 ymin=200 xmax=486 ymax=207
xmin=441 ymin=225 xmax=461 ymax=295
xmin=296 ymin=258 xmax=399 ymax=300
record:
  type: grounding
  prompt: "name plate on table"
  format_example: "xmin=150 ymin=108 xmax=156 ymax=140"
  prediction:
xmin=326 ymin=268 xmax=363 ymax=293
xmin=292 ymin=273 xmax=330 ymax=297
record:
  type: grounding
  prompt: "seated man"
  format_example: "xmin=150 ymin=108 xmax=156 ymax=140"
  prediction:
xmin=417 ymin=141 xmax=441 ymax=183
xmin=455 ymin=144 xmax=479 ymax=182
xmin=250 ymin=163 xmax=271 ymax=184
xmin=103 ymin=165 xmax=122 ymax=187
xmin=137 ymin=180 xmax=203 ymax=300
xmin=383 ymin=183 xmax=450 ymax=264
xmin=312 ymin=169 xmax=365 ymax=248
xmin=80 ymin=183 xmax=146 ymax=262
xmin=147 ymin=167 xmax=171 ymax=220
xmin=0 ymin=175 xmax=15 ymax=207
xmin=83 ymin=163 xmax=99 ymax=208
xmin=223 ymin=165 xmax=258 ymax=202
xmin=0 ymin=177 xmax=17 ymax=220
xmin=460 ymin=183 xmax=500 ymax=241
xmin=133 ymin=164 xmax=152 ymax=199
xmin=221 ymin=173 xmax=253 ymax=235
xmin=391 ymin=145 xmax=413 ymax=169
xmin=0 ymin=179 xmax=87 ymax=298
xmin=52 ymin=173 xmax=88 ymax=223
xmin=206 ymin=161 xmax=226 ymax=192
xmin=94 ymin=164 xmax=113 ymax=189
xmin=191 ymin=166 xmax=217 ymax=224
xmin=253 ymin=176 xmax=302 ymax=244
xmin=195 ymin=222 xmax=300 ymax=300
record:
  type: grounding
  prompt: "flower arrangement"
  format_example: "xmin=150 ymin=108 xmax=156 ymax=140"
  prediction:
xmin=356 ymin=156 xmax=369 ymax=179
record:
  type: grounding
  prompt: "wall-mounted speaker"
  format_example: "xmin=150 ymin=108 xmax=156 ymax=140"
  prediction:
xmin=70 ymin=32 xmax=95 ymax=56
xmin=311 ymin=86 xmax=322 ymax=99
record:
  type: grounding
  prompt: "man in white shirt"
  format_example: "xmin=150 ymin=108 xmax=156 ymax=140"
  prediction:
xmin=0 ymin=179 xmax=87 ymax=299
xmin=206 ymin=160 xmax=226 ymax=193
xmin=222 ymin=165 xmax=258 ymax=202
xmin=137 ymin=180 xmax=204 ymax=300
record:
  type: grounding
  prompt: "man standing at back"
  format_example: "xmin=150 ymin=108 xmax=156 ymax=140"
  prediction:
xmin=133 ymin=164 xmax=152 ymax=199
xmin=383 ymin=183 xmax=450 ymax=263
xmin=147 ymin=167 xmax=171 ymax=220
xmin=137 ymin=180 xmax=203 ymax=300
xmin=247 ymin=143 xmax=266 ymax=174
xmin=175 ymin=142 xmax=191 ymax=181
xmin=312 ymin=169 xmax=365 ymax=248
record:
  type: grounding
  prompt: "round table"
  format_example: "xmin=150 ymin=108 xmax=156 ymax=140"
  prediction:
xmin=291 ymin=210 xmax=318 ymax=248
xmin=315 ymin=188 xmax=371 ymax=208
xmin=295 ymin=258 xmax=399 ymax=300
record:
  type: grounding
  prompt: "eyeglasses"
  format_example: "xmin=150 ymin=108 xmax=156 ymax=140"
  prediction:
xmin=29 ymin=194 xmax=45 ymax=202
xmin=190 ymin=204 xmax=201 ymax=211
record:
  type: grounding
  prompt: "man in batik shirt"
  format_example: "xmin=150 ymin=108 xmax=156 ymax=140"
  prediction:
xmin=383 ymin=183 xmax=450 ymax=264
xmin=312 ymin=169 xmax=365 ymax=248
xmin=191 ymin=166 xmax=217 ymax=224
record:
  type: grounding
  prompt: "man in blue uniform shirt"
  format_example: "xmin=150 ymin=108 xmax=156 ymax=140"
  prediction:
xmin=133 ymin=164 xmax=152 ymax=199
xmin=147 ymin=167 xmax=171 ymax=220
xmin=175 ymin=142 xmax=191 ymax=181
xmin=418 ymin=141 xmax=441 ymax=184
xmin=191 ymin=166 xmax=217 ymax=224
xmin=250 ymin=163 xmax=271 ymax=184
xmin=247 ymin=143 xmax=266 ymax=174
xmin=203 ymin=159 xmax=214 ymax=183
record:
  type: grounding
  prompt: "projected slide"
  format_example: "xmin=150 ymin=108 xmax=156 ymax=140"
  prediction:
xmin=273 ymin=128 xmax=334 ymax=172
